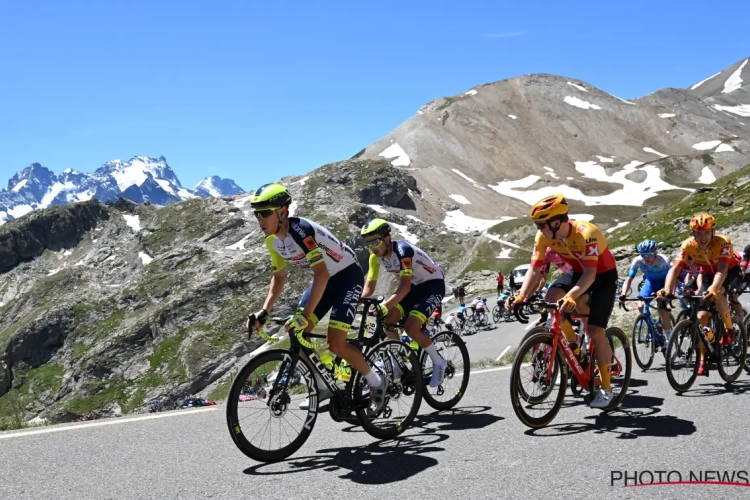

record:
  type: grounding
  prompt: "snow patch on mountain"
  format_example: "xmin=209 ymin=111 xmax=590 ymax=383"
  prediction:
xmin=564 ymin=96 xmax=601 ymax=110
xmin=722 ymin=59 xmax=748 ymax=94
xmin=379 ymin=143 xmax=411 ymax=167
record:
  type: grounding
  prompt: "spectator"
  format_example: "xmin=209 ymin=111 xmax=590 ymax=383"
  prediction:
xmin=495 ymin=272 xmax=504 ymax=296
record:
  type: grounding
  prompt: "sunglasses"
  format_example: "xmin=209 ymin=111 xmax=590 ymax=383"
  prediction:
xmin=534 ymin=222 xmax=547 ymax=230
xmin=253 ymin=210 xmax=276 ymax=219
xmin=640 ymin=253 xmax=655 ymax=258
xmin=366 ymin=238 xmax=384 ymax=249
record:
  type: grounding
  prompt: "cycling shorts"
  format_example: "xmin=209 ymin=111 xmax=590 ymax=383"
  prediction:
xmin=697 ymin=266 xmax=743 ymax=312
xmin=548 ymin=269 xmax=618 ymax=328
xmin=396 ymin=279 xmax=445 ymax=324
xmin=298 ymin=263 xmax=363 ymax=331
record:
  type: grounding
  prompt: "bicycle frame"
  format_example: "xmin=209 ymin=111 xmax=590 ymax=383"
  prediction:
xmin=546 ymin=307 xmax=593 ymax=386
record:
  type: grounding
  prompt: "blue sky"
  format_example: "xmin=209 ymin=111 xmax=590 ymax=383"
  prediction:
xmin=1 ymin=0 xmax=748 ymax=191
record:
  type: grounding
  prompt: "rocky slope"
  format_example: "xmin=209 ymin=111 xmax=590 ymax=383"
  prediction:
xmin=0 ymin=156 xmax=245 ymax=225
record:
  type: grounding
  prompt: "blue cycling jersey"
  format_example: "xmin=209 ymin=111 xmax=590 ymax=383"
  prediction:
xmin=627 ymin=254 xmax=670 ymax=280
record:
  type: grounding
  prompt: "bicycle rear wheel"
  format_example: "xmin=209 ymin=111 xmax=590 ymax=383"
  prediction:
xmin=354 ymin=340 xmax=424 ymax=439
xmin=718 ymin=315 xmax=747 ymax=383
xmin=419 ymin=330 xmax=471 ymax=410
xmin=492 ymin=305 xmax=502 ymax=324
xmin=590 ymin=327 xmax=631 ymax=411
xmin=509 ymin=332 xmax=567 ymax=428
xmin=226 ymin=349 xmax=318 ymax=463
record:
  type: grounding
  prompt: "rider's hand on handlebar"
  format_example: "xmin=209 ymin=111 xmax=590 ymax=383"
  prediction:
xmin=247 ymin=309 xmax=269 ymax=331
xmin=703 ymin=286 xmax=719 ymax=302
xmin=617 ymin=294 xmax=626 ymax=303
xmin=284 ymin=312 xmax=309 ymax=334
xmin=656 ymin=288 xmax=670 ymax=299
xmin=558 ymin=294 xmax=577 ymax=313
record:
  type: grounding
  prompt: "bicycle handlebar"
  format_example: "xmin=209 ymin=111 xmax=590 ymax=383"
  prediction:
xmin=618 ymin=295 xmax=674 ymax=312
xmin=247 ymin=314 xmax=285 ymax=343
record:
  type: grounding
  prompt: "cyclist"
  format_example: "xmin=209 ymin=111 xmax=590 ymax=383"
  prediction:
xmin=360 ymin=218 xmax=448 ymax=386
xmin=658 ymin=213 xmax=743 ymax=375
xmin=506 ymin=194 xmax=619 ymax=408
xmin=617 ymin=240 xmax=672 ymax=344
xmin=247 ymin=183 xmax=387 ymax=409
xmin=475 ymin=297 xmax=488 ymax=326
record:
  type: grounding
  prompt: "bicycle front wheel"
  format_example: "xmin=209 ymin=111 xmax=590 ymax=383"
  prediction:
xmin=226 ymin=349 xmax=318 ymax=463
xmin=590 ymin=327 xmax=632 ymax=411
xmin=631 ymin=314 xmax=655 ymax=371
xmin=419 ymin=330 xmax=471 ymax=410
xmin=665 ymin=320 xmax=699 ymax=393
xmin=509 ymin=332 xmax=567 ymax=428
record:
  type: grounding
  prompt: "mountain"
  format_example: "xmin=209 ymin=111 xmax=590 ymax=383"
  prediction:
xmin=193 ymin=176 xmax=244 ymax=198
xmin=0 ymin=156 xmax=246 ymax=225
xmin=357 ymin=56 xmax=750 ymax=233
xmin=2 ymin=58 xmax=750 ymax=427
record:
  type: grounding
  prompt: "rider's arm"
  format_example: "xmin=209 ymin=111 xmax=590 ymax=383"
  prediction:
xmin=709 ymin=260 xmax=729 ymax=291
xmin=521 ymin=234 xmax=548 ymax=297
xmin=262 ymin=236 xmax=289 ymax=312
xmin=361 ymin=253 xmax=380 ymax=297
xmin=663 ymin=262 xmax=683 ymax=293
xmin=621 ymin=260 xmax=639 ymax=297
xmin=301 ymin=261 xmax=330 ymax=320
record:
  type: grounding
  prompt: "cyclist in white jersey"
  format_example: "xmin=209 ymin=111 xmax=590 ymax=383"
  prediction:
xmin=359 ymin=218 xmax=448 ymax=386
xmin=247 ymin=183 xmax=387 ymax=411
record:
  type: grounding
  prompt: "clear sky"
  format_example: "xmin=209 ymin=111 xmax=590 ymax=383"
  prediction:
xmin=1 ymin=0 xmax=748 ymax=191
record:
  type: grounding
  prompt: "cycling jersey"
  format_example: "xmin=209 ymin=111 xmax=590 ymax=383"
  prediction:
xmin=265 ymin=217 xmax=358 ymax=276
xmin=627 ymin=254 xmax=670 ymax=280
xmin=367 ymin=240 xmax=444 ymax=285
xmin=542 ymin=247 xmax=574 ymax=274
xmin=531 ymin=220 xmax=617 ymax=275
xmin=673 ymin=234 xmax=738 ymax=275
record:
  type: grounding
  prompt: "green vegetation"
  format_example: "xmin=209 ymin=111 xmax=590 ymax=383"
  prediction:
xmin=141 ymin=198 xmax=225 ymax=251
xmin=26 ymin=364 xmax=65 ymax=393
xmin=702 ymin=153 xmax=715 ymax=166
xmin=64 ymin=378 xmax=130 ymax=415
xmin=610 ymin=164 xmax=750 ymax=248
xmin=351 ymin=148 xmax=366 ymax=159
xmin=460 ymin=239 xmax=531 ymax=276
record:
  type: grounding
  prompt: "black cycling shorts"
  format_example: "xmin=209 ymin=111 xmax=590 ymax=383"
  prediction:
xmin=697 ymin=266 xmax=743 ymax=311
xmin=396 ymin=279 xmax=445 ymax=324
xmin=548 ymin=269 xmax=618 ymax=329
xmin=298 ymin=263 xmax=363 ymax=331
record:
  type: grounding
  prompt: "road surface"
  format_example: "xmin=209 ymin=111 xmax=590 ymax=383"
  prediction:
xmin=3 ymin=353 xmax=750 ymax=499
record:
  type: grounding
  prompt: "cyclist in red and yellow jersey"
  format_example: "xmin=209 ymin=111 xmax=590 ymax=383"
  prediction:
xmin=658 ymin=213 xmax=743 ymax=375
xmin=506 ymin=194 xmax=619 ymax=409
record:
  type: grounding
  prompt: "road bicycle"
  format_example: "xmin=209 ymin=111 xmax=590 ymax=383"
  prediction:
xmin=620 ymin=295 xmax=676 ymax=371
xmin=665 ymin=294 xmax=747 ymax=392
xmin=508 ymin=302 xmax=631 ymax=428
xmin=225 ymin=296 xmax=423 ymax=463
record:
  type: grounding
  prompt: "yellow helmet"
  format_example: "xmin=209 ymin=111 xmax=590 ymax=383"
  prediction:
xmin=689 ymin=213 xmax=716 ymax=231
xmin=530 ymin=194 xmax=569 ymax=222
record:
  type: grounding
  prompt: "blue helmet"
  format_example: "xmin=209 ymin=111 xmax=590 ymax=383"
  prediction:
xmin=636 ymin=239 xmax=658 ymax=254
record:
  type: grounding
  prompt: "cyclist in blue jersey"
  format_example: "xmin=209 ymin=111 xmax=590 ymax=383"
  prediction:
xmin=618 ymin=240 xmax=673 ymax=342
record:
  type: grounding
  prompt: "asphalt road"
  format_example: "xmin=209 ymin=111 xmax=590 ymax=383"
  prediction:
xmin=3 ymin=352 xmax=750 ymax=499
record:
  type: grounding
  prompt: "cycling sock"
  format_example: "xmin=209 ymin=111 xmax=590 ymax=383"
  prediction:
xmin=599 ymin=363 xmax=612 ymax=391
xmin=365 ymin=369 xmax=382 ymax=387
xmin=424 ymin=343 xmax=442 ymax=364
xmin=721 ymin=310 xmax=733 ymax=329
xmin=561 ymin=320 xmax=577 ymax=342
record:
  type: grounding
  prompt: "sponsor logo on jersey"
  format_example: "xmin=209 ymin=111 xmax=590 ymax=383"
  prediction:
xmin=291 ymin=221 xmax=307 ymax=237
xmin=423 ymin=263 xmax=437 ymax=274
xmin=401 ymin=258 xmax=412 ymax=269
xmin=303 ymin=236 xmax=317 ymax=250
xmin=574 ymin=252 xmax=584 ymax=259
xmin=325 ymin=248 xmax=344 ymax=262
xmin=577 ymin=225 xmax=586 ymax=233
xmin=586 ymin=243 xmax=598 ymax=256
xmin=721 ymin=246 xmax=731 ymax=255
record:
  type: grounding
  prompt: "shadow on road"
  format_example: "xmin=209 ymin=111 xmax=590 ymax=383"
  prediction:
xmin=414 ymin=405 xmax=504 ymax=433
xmin=525 ymin=393 xmax=697 ymax=439
xmin=242 ymin=432 xmax=448 ymax=484
xmin=678 ymin=378 xmax=750 ymax=398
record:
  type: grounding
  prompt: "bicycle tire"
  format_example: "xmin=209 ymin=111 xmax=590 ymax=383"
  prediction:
xmin=744 ymin=312 xmax=750 ymax=373
xmin=354 ymin=340 xmax=424 ymax=440
xmin=593 ymin=327 xmax=632 ymax=411
xmin=419 ymin=331 xmax=471 ymax=410
xmin=492 ymin=305 xmax=502 ymax=324
xmin=631 ymin=314 xmax=655 ymax=371
xmin=717 ymin=316 xmax=748 ymax=383
xmin=665 ymin=319 xmax=700 ymax=393
xmin=509 ymin=332 xmax=567 ymax=428
xmin=226 ymin=349 xmax=318 ymax=463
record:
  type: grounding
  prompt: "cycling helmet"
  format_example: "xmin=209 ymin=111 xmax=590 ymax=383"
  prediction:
xmin=529 ymin=194 xmax=569 ymax=222
xmin=360 ymin=218 xmax=391 ymax=237
xmin=689 ymin=213 xmax=716 ymax=231
xmin=636 ymin=239 xmax=658 ymax=254
xmin=250 ymin=183 xmax=292 ymax=210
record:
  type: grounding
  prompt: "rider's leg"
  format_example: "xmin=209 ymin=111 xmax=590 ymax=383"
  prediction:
xmin=545 ymin=276 xmax=578 ymax=344
xmin=401 ymin=283 xmax=447 ymax=386
xmin=656 ymin=298 xmax=672 ymax=342
xmin=383 ymin=307 xmax=404 ymax=341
